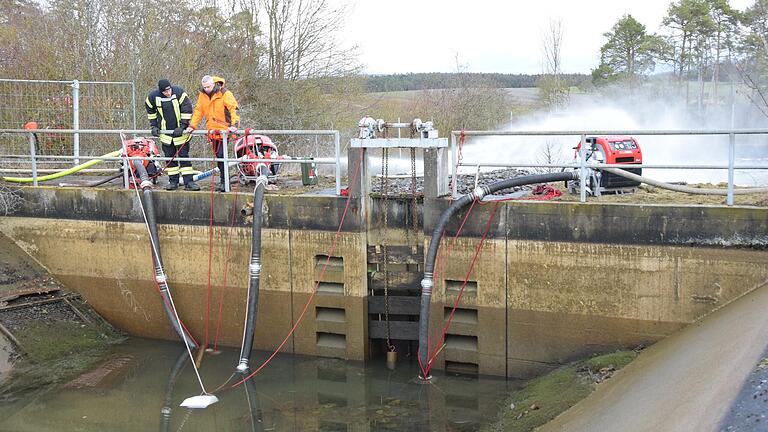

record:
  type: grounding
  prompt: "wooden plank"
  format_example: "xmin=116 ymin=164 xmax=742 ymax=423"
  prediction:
xmin=368 ymin=321 xmax=419 ymax=340
xmin=367 ymin=245 xmax=423 ymax=265
xmin=369 ymin=271 xmax=421 ymax=291
xmin=368 ymin=296 xmax=421 ymax=315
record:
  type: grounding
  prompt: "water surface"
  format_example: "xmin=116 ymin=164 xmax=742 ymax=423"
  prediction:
xmin=0 ymin=338 xmax=513 ymax=431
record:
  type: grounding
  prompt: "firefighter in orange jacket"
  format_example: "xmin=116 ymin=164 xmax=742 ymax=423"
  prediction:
xmin=184 ymin=75 xmax=240 ymax=192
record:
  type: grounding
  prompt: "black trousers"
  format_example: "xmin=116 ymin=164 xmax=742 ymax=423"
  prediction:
xmin=162 ymin=142 xmax=191 ymax=180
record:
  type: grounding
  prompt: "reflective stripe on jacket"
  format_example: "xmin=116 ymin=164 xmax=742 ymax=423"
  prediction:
xmin=145 ymin=86 xmax=193 ymax=145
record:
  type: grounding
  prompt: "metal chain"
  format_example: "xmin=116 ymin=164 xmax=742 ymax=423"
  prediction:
xmin=410 ymin=148 xmax=418 ymax=238
xmin=382 ymin=148 xmax=393 ymax=352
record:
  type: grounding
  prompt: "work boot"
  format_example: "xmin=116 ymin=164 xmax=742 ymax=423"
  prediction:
xmin=165 ymin=175 xmax=179 ymax=191
xmin=185 ymin=180 xmax=201 ymax=191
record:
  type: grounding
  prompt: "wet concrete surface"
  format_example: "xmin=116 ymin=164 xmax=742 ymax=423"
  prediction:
xmin=540 ymin=279 xmax=768 ymax=432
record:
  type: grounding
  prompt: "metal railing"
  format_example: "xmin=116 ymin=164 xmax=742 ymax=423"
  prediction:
xmin=0 ymin=79 xmax=137 ymax=164
xmin=0 ymin=128 xmax=342 ymax=195
xmin=450 ymin=129 xmax=768 ymax=206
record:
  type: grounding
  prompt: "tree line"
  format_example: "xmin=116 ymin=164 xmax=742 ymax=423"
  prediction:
xmin=364 ymin=72 xmax=588 ymax=93
xmin=592 ymin=0 xmax=768 ymax=116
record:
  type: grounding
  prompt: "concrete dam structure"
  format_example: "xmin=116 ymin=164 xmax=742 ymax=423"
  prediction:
xmin=2 ymin=184 xmax=766 ymax=379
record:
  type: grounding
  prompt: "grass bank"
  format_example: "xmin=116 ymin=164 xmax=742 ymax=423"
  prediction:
xmin=484 ymin=350 xmax=638 ymax=432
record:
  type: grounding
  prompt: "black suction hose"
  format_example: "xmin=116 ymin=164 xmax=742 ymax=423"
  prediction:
xmin=160 ymin=349 xmax=189 ymax=432
xmin=236 ymin=173 xmax=269 ymax=371
xmin=418 ymin=171 xmax=578 ymax=378
xmin=239 ymin=369 xmax=265 ymax=432
xmin=141 ymin=182 xmax=198 ymax=351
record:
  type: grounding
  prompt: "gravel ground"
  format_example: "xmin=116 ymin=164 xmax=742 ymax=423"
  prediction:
xmin=720 ymin=350 xmax=768 ymax=431
xmin=371 ymin=168 xmax=535 ymax=196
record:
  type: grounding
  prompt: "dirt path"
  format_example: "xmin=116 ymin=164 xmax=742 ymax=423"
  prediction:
xmin=540 ymin=280 xmax=768 ymax=432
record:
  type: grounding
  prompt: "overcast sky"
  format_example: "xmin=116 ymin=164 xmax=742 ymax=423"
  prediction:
xmin=338 ymin=0 xmax=754 ymax=75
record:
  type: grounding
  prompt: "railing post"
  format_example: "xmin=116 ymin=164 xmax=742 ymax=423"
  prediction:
xmin=121 ymin=137 xmax=130 ymax=189
xmin=72 ymin=80 xmax=80 ymax=165
xmin=130 ymin=82 xmax=137 ymax=133
xmin=727 ymin=132 xmax=735 ymax=206
xmin=222 ymin=131 xmax=230 ymax=192
xmin=451 ymin=132 xmax=458 ymax=197
xmin=28 ymin=133 xmax=38 ymax=187
xmin=334 ymin=131 xmax=341 ymax=196
xmin=579 ymin=133 xmax=587 ymax=203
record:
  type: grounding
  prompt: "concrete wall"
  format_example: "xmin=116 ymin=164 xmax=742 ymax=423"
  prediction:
xmin=2 ymin=186 xmax=767 ymax=377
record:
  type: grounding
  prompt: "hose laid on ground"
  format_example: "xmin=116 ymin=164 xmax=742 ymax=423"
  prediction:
xmin=602 ymin=168 xmax=768 ymax=195
xmin=2 ymin=150 xmax=122 ymax=183
xmin=236 ymin=169 xmax=270 ymax=372
xmin=418 ymin=171 xmax=579 ymax=379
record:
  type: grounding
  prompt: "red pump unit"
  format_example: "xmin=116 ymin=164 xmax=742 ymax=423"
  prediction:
xmin=233 ymin=134 xmax=283 ymax=185
xmin=571 ymin=135 xmax=643 ymax=194
xmin=121 ymin=137 xmax=160 ymax=188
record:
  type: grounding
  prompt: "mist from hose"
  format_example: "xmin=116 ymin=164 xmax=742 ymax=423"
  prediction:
xmin=462 ymin=87 xmax=768 ymax=186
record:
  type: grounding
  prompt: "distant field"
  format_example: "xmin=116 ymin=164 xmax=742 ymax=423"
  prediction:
xmin=353 ymin=87 xmax=541 ymax=113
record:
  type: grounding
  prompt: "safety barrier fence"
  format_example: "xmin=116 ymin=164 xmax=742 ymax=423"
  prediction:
xmin=0 ymin=128 xmax=342 ymax=195
xmin=450 ymin=129 xmax=768 ymax=206
xmin=0 ymin=79 xmax=137 ymax=163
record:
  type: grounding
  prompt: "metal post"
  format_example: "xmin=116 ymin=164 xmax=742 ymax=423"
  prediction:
xmin=122 ymin=149 xmax=129 ymax=189
xmin=450 ymin=132 xmax=458 ymax=197
xmin=222 ymin=131 xmax=230 ymax=192
xmin=334 ymin=131 xmax=341 ymax=196
xmin=72 ymin=80 xmax=80 ymax=165
xmin=579 ymin=134 xmax=587 ymax=203
xmin=28 ymin=133 xmax=38 ymax=187
xmin=727 ymin=133 xmax=735 ymax=206
xmin=130 ymin=82 xmax=137 ymax=133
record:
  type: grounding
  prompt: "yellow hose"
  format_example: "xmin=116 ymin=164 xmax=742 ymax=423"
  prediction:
xmin=2 ymin=150 xmax=122 ymax=183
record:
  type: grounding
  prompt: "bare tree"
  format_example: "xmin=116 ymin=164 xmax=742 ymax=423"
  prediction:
xmin=539 ymin=19 xmax=569 ymax=109
xmin=534 ymin=140 xmax=568 ymax=174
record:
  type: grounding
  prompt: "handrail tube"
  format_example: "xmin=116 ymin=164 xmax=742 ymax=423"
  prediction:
xmin=452 ymin=129 xmax=768 ymax=136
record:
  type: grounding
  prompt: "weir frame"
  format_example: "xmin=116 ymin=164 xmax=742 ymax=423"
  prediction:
xmin=2 ymin=186 xmax=767 ymax=378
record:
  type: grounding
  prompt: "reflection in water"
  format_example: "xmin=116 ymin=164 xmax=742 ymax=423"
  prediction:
xmin=0 ymin=338 xmax=512 ymax=431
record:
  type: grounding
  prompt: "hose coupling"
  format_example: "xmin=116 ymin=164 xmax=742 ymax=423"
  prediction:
xmin=255 ymin=175 xmax=269 ymax=188
xmin=249 ymin=262 xmax=261 ymax=276
xmin=420 ymin=277 xmax=433 ymax=295
xmin=140 ymin=180 xmax=153 ymax=189
xmin=472 ymin=186 xmax=486 ymax=200
xmin=155 ymin=273 xmax=167 ymax=284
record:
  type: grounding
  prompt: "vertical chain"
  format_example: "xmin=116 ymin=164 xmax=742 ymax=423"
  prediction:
xmin=382 ymin=148 xmax=393 ymax=351
xmin=410 ymin=148 xmax=418 ymax=238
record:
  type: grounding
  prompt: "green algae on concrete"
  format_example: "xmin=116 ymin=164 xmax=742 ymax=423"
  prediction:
xmin=0 ymin=321 xmax=125 ymax=402
xmin=484 ymin=350 xmax=638 ymax=432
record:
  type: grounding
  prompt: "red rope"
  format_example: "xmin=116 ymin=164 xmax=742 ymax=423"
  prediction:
xmin=417 ymin=198 xmax=477 ymax=376
xmin=449 ymin=130 xmax=466 ymax=196
xmin=203 ymin=134 xmax=222 ymax=348
xmin=424 ymin=202 xmax=500 ymax=375
xmin=153 ymin=280 xmax=199 ymax=347
xmin=229 ymin=149 xmax=364 ymax=389
xmin=213 ymin=182 xmax=240 ymax=350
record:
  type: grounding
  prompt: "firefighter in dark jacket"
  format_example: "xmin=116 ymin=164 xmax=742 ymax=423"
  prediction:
xmin=145 ymin=79 xmax=200 ymax=191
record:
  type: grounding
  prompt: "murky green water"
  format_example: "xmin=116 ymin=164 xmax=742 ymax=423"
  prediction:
xmin=0 ymin=338 xmax=514 ymax=431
